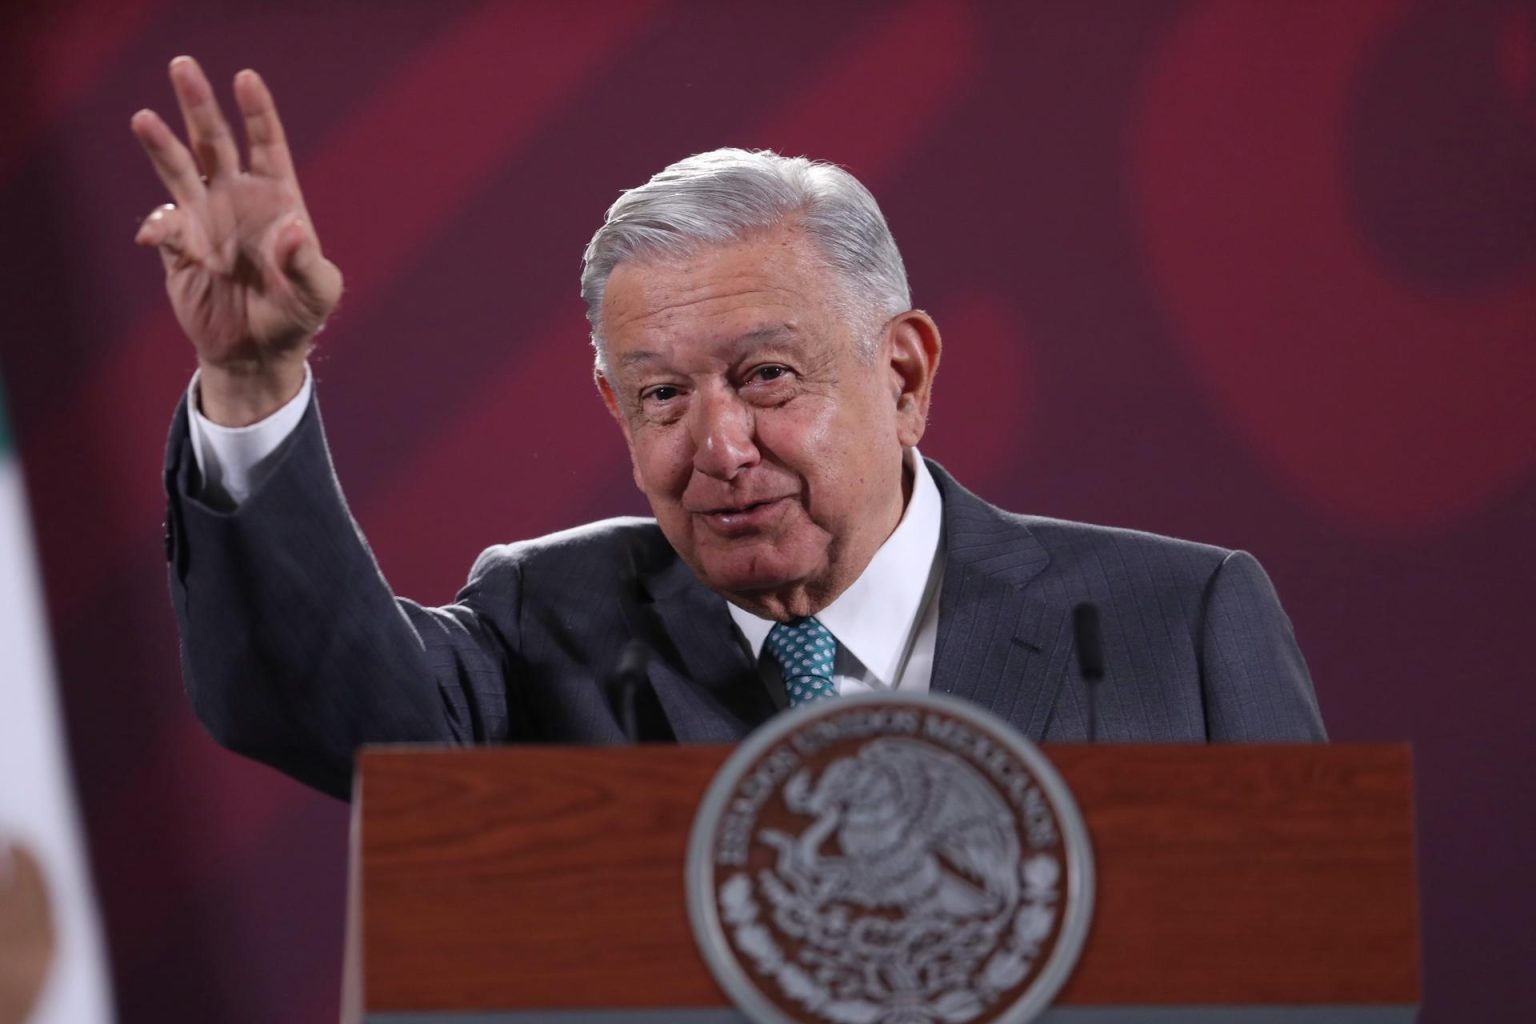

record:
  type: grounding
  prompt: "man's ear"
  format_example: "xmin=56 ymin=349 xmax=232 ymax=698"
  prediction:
xmin=886 ymin=310 xmax=942 ymax=447
xmin=596 ymin=366 xmax=626 ymax=431
xmin=595 ymin=368 xmax=647 ymax=491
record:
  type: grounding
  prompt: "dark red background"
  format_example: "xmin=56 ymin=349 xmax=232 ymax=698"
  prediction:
xmin=2 ymin=0 xmax=1532 ymax=1020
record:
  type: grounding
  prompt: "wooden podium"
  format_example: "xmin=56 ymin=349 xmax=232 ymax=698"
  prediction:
xmin=342 ymin=744 xmax=1419 ymax=1023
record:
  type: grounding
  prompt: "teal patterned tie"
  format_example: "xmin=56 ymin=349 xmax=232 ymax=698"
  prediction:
xmin=765 ymin=617 xmax=839 ymax=707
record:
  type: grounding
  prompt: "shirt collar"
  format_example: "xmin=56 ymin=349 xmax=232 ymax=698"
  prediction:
xmin=728 ymin=449 xmax=944 ymax=685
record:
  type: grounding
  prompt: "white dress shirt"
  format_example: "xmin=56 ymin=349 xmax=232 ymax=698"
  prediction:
xmin=186 ymin=365 xmax=314 ymax=506
xmin=187 ymin=368 xmax=947 ymax=698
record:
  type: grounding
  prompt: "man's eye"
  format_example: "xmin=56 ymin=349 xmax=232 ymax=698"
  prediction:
xmin=748 ymin=365 xmax=790 ymax=384
xmin=642 ymin=385 xmax=680 ymax=404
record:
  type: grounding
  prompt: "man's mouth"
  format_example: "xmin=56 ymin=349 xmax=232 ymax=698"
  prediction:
xmin=693 ymin=496 xmax=791 ymax=534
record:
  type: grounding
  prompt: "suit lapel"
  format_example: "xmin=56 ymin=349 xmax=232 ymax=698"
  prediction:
xmin=634 ymin=555 xmax=777 ymax=743
xmin=928 ymin=463 xmax=1076 ymax=742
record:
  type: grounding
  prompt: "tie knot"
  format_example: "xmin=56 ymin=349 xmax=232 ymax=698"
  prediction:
xmin=765 ymin=617 xmax=838 ymax=707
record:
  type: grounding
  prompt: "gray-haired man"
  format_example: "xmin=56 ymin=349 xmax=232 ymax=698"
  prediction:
xmin=135 ymin=58 xmax=1325 ymax=799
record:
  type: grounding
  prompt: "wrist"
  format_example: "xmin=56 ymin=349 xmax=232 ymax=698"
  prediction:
xmin=196 ymin=351 xmax=310 ymax=427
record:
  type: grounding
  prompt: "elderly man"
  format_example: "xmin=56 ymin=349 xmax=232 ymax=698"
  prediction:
xmin=133 ymin=58 xmax=1325 ymax=799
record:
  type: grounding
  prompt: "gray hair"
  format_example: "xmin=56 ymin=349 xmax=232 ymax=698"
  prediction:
xmin=581 ymin=148 xmax=911 ymax=370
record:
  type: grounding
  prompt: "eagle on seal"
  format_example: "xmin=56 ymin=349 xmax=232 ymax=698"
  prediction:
xmin=762 ymin=738 xmax=1021 ymax=921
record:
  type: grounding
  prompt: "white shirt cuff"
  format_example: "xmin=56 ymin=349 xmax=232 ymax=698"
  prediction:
xmin=186 ymin=363 xmax=314 ymax=507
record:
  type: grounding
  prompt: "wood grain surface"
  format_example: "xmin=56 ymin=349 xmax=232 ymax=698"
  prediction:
xmin=350 ymin=744 xmax=1418 ymax=1012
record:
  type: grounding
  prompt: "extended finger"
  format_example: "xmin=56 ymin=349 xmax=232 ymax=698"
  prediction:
xmin=168 ymin=55 xmax=241 ymax=179
xmin=233 ymin=69 xmax=297 ymax=182
xmin=129 ymin=108 xmax=206 ymax=205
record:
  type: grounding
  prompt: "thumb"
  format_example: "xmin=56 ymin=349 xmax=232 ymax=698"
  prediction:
xmin=274 ymin=217 xmax=343 ymax=315
xmin=136 ymin=204 xmax=188 ymax=273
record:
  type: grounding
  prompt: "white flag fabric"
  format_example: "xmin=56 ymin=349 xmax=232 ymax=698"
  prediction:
xmin=0 ymin=384 xmax=115 ymax=1022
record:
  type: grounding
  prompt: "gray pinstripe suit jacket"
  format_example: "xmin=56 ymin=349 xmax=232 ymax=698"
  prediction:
xmin=165 ymin=397 xmax=1326 ymax=799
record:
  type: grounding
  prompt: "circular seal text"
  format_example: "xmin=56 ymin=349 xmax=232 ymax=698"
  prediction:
xmin=687 ymin=693 xmax=1094 ymax=1024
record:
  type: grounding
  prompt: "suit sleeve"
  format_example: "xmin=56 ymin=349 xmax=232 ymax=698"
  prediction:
xmin=1197 ymin=550 xmax=1327 ymax=741
xmin=164 ymin=392 xmax=517 ymax=798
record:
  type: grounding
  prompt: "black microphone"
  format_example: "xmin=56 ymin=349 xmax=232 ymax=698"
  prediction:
xmin=607 ymin=639 xmax=649 ymax=743
xmin=1072 ymin=602 xmax=1105 ymax=742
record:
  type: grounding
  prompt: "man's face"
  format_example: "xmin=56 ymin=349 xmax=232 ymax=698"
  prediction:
xmin=597 ymin=225 xmax=938 ymax=620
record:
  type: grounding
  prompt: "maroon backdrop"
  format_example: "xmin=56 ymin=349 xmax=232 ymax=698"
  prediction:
xmin=2 ymin=1 xmax=1533 ymax=1020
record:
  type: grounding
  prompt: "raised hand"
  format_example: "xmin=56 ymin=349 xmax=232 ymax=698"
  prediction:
xmin=132 ymin=56 xmax=342 ymax=425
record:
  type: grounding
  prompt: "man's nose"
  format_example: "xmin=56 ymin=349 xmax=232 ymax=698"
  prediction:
xmin=690 ymin=389 xmax=759 ymax=480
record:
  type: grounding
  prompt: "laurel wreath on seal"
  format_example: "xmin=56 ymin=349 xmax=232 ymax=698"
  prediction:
xmin=719 ymin=853 xmax=1060 ymax=1024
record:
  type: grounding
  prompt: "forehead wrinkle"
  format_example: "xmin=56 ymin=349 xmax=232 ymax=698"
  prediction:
xmin=615 ymin=281 xmax=806 ymax=334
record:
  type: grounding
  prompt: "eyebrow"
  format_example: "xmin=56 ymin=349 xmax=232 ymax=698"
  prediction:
xmin=618 ymin=350 xmax=665 ymax=369
xmin=739 ymin=324 xmax=797 ymax=345
xmin=616 ymin=324 xmax=801 ymax=370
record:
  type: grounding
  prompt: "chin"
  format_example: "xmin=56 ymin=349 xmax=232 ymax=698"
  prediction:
xmin=697 ymin=562 xmax=801 ymax=597
xmin=691 ymin=546 xmax=821 ymax=601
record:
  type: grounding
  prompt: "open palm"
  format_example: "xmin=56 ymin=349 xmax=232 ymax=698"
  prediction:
xmin=132 ymin=57 xmax=341 ymax=420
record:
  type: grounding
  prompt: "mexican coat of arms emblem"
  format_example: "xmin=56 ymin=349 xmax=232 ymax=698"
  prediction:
xmin=687 ymin=692 xmax=1094 ymax=1024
